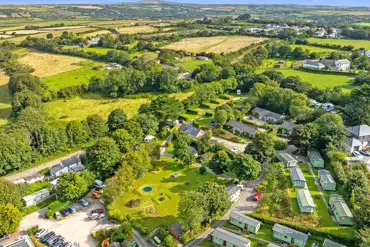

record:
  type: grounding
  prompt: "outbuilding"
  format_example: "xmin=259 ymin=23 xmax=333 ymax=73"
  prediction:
xmin=318 ymin=170 xmax=336 ymax=191
xmin=211 ymin=228 xmax=250 ymax=247
xmin=307 ymin=149 xmax=324 ymax=168
xmin=296 ymin=189 xmax=316 ymax=214
xmin=276 ymin=152 xmax=297 ymax=167
xmin=227 ymin=185 xmax=241 ymax=202
xmin=323 ymin=239 xmax=346 ymax=247
xmin=229 ymin=211 xmax=262 ymax=234
xmin=22 ymin=188 xmax=51 ymax=207
xmin=168 ymin=222 xmax=183 ymax=240
xmin=290 ymin=167 xmax=306 ymax=188
xmin=329 ymin=194 xmax=353 ymax=226
xmin=272 ymin=223 xmax=308 ymax=247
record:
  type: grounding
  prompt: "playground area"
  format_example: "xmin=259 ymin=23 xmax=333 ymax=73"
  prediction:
xmin=107 ymin=158 xmax=225 ymax=231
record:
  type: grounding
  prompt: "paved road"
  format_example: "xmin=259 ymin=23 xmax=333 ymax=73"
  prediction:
xmin=5 ymin=150 xmax=86 ymax=182
xmin=134 ymin=229 xmax=154 ymax=247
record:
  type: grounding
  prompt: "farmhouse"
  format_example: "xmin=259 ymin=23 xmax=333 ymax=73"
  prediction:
xmin=168 ymin=222 xmax=183 ymax=240
xmin=307 ymin=149 xmax=324 ymax=168
xmin=296 ymin=189 xmax=316 ymax=214
xmin=227 ymin=185 xmax=241 ymax=202
xmin=272 ymin=223 xmax=308 ymax=247
xmin=329 ymin=194 xmax=354 ymax=226
xmin=276 ymin=152 xmax=297 ymax=167
xmin=323 ymin=239 xmax=346 ymax=247
xmin=229 ymin=211 xmax=262 ymax=234
xmin=290 ymin=167 xmax=306 ymax=188
xmin=251 ymin=107 xmax=285 ymax=122
xmin=179 ymin=124 xmax=202 ymax=138
xmin=318 ymin=170 xmax=336 ymax=191
xmin=346 ymin=124 xmax=370 ymax=152
xmin=301 ymin=60 xmax=325 ymax=69
xmin=321 ymin=59 xmax=351 ymax=71
xmin=226 ymin=119 xmax=261 ymax=136
xmin=22 ymin=188 xmax=51 ymax=207
xmin=211 ymin=228 xmax=251 ymax=247
xmin=50 ymin=155 xmax=85 ymax=178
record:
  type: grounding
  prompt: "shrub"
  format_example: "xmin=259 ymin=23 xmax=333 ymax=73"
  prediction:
xmin=210 ymin=99 xmax=221 ymax=104
xmin=219 ymin=95 xmax=230 ymax=100
xmin=46 ymin=200 xmax=70 ymax=218
xmin=199 ymin=166 xmax=207 ymax=175
xmin=186 ymin=109 xmax=198 ymax=115
xmin=205 ymin=111 xmax=214 ymax=117
xmin=200 ymin=103 xmax=211 ymax=109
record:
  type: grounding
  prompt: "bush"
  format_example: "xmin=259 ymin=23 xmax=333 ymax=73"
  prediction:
xmin=186 ymin=109 xmax=198 ymax=115
xmin=46 ymin=200 xmax=70 ymax=218
xmin=199 ymin=166 xmax=207 ymax=175
xmin=219 ymin=95 xmax=230 ymax=100
xmin=200 ymin=103 xmax=211 ymax=109
xmin=210 ymin=99 xmax=221 ymax=104
xmin=205 ymin=111 xmax=214 ymax=117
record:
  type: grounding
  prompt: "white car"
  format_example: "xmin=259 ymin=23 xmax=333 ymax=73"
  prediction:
xmin=231 ymin=147 xmax=239 ymax=152
xmin=34 ymin=228 xmax=47 ymax=238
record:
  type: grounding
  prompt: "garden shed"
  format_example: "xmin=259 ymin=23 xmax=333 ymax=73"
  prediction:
xmin=290 ymin=167 xmax=306 ymax=188
xmin=229 ymin=211 xmax=262 ymax=234
xmin=276 ymin=152 xmax=297 ymax=167
xmin=296 ymin=189 xmax=316 ymax=214
xmin=318 ymin=170 xmax=336 ymax=191
xmin=307 ymin=149 xmax=324 ymax=168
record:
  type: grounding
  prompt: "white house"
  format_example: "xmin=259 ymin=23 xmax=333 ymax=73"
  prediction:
xmin=227 ymin=185 xmax=241 ymax=202
xmin=314 ymin=29 xmax=326 ymax=37
xmin=22 ymin=189 xmax=51 ymax=207
xmin=14 ymin=174 xmax=45 ymax=184
xmin=50 ymin=155 xmax=85 ymax=178
xmin=347 ymin=125 xmax=370 ymax=152
xmin=358 ymin=50 xmax=370 ymax=57
xmin=196 ymin=56 xmax=209 ymax=60
xmin=301 ymin=60 xmax=325 ymax=69
xmin=322 ymin=59 xmax=351 ymax=71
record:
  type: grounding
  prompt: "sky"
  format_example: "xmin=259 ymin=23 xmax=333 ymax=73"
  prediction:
xmin=2 ymin=0 xmax=370 ymax=6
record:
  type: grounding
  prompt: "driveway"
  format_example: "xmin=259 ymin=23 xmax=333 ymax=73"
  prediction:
xmin=211 ymin=137 xmax=248 ymax=153
xmin=19 ymin=194 xmax=111 ymax=247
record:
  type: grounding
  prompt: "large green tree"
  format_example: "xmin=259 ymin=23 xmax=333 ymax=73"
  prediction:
xmin=66 ymin=120 xmax=90 ymax=145
xmin=344 ymin=85 xmax=370 ymax=126
xmin=245 ymin=131 xmax=277 ymax=162
xmin=56 ymin=171 xmax=95 ymax=201
xmin=0 ymin=203 xmax=22 ymax=236
xmin=112 ymin=129 xmax=136 ymax=153
xmin=107 ymin=109 xmax=127 ymax=132
xmin=209 ymin=150 xmax=230 ymax=175
xmin=132 ymin=113 xmax=159 ymax=136
xmin=123 ymin=149 xmax=151 ymax=178
xmin=86 ymin=114 xmax=107 ymax=139
xmin=0 ymin=179 xmax=24 ymax=209
xmin=229 ymin=154 xmax=261 ymax=181
xmin=103 ymin=164 xmax=135 ymax=203
xmin=148 ymin=95 xmax=185 ymax=123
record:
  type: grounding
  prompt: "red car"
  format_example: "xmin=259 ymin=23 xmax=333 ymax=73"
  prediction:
xmin=253 ymin=192 xmax=263 ymax=201
xmin=91 ymin=208 xmax=104 ymax=214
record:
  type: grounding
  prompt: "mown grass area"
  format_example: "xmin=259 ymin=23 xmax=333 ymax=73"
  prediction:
xmin=177 ymin=58 xmax=213 ymax=72
xmin=129 ymin=51 xmax=158 ymax=61
xmin=43 ymin=61 xmax=107 ymax=91
xmin=0 ymin=70 xmax=11 ymax=127
xmin=28 ymin=181 xmax=52 ymax=193
xmin=63 ymin=46 xmax=113 ymax=55
xmin=108 ymin=158 xmax=226 ymax=232
xmin=291 ymin=45 xmax=350 ymax=54
xmin=307 ymin=38 xmax=370 ymax=50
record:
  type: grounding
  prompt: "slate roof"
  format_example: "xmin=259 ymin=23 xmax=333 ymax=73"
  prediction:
xmin=318 ymin=170 xmax=335 ymax=184
xmin=61 ymin=155 xmax=81 ymax=167
xmin=290 ymin=167 xmax=306 ymax=182
xmin=4 ymin=237 xmax=34 ymax=247
xmin=330 ymin=194 xmax=353 ymax=218
xmin=252 ymin=107 xmax=284 ymax=121
xmin=347 ymin=137 xmax=362 ymax=147
xmin=277 ymin=152 xmax=297 ymax=163
xmin=211 ymin=228 xmax=250 ymax=247
xmin=281 ymin=121 xmax=296 ymax=132
xmin=347 ymin=125 xmax=370 ymax=137
xmin=226 ymin=119 xmax=259 ymax=135
xmin=229 ymin=211 xmax=262 ymax=227
xmin=178 ymin=124 xmax=202 ymax=138
xmin=169 ymin=222 xmax=183 ymax=235
xmin=227 ymin=185 xmax=241 ymax=196
xmin=297 ymin=189 xmax=316 ymax=208
xmin=323 ymin=239 xmax=346 ymax=247
xmin=272 ymin=223 xmax=308 ymax=242
xmin=307 ymin=149 xmax=324 ymax=163
xmin=22 ymin=189 xmax=50 ymax=202
xmin=302 ymin=60 xmax=324 ymax=67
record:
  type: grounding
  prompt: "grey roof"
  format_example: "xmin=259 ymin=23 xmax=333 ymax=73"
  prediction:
xmin=272 ymin=223 xmax=308 ymax=242
xmin=226 ymin=119 xmax=259 ymax=135
xmin=336 ymin=59 xmax=351 ymax=65
xmin=69 ymin=163 xmax=86 ymax=173
xmin=252 ymin=107 xmax=284 ymax=121
xmin=347 ymin=125 xmax=370 ymax=137
xmin=61 ymin=155 xmax=81 ymax=167
xmin=277 ymin=152 xmax=297 ymax=163
xmin=169 ymin=222 xmax=183 ymax=235
xmin=307 ymin=149 xmax=323 ymax=163
xmin=318 ymin=170 xmax=335 ymax=184
xmin=179 ymin=124 xmax=202 ymax=138
xmin=227 ymin=185 xmax=241 ymax=196
xmin=302 ymin=60 xmax=324 ymax=67
xmin=290 ymin=167 xmax=306 ymax=182
xmin=281 ymin=121 xmax=296 ymax=132
xmin=348 ymin=137 xmax=362 ymax=147
xmin=4 ymin=238 xmax=34 ymax=247
xmin=323 ymin=239 xmax=346 ymax=247
xmin=211 ymin=228 xmax=250 ymax=247
xmin=329 ymin=194 xmax=353 ymax=218
xmin=297 ymin=189 xmax=316 ymax=208
xmin=230 ymin=211 xmax=261 ymax=227
xmin=23 ymin=173 xmax=44 ymax=181
xmin=22 ymin=188 xmax=50 ymax=202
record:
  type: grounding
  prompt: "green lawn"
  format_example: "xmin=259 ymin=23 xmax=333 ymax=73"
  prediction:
xmin=291 ymin=45 xmax=349 ymax=54
xmin=63 ymin=46 xmax=113 ymax=55
xmin=307 ymin=38 xmax=370 ymax=50
xmin=108 ymin=158 xmax=225 ymax=231
xmin=129 ymin=51 xmax=158 ymax=61
xmin=28 ymin=181 xmax=51 ymax=193
xmin=44 ymin=61 xmax=107 ymax=91
xmin=177 ymin=58 xmax=213 ymax=72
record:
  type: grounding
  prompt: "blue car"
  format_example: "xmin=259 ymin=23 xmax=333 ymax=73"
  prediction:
xmin=68 ymin=205 xmax=77 ymax=213
xmin=79 ymin=199 xmax=89 ymax=207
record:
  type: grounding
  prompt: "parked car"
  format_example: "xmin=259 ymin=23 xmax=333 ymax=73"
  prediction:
xmin=0 ymin=234 xmax=11 ymax=242
xmin=91 ymin=208 xmax=104 ymax=214
xmin=52 ymin=238 xmax=64 ymax=247
xmin=231 ymin=147 xmax=239 ymax=152
xmin=40 ymin=232 xmax=55 ymax=243
xmin=35 ymin=228 xmax=47 ymax=238
xmin=360 ymin=150 xmax=370 ymax=156
xmin=79 ymin=199 xmax=89 ymax=207
xmin=47 ymin=236 xmax=62 ymax=246
xmin=94 ymin=180 xmax=105 ymax=189
xmin=68 ymin=206 xmax=76 ymax=214
xmin=253 ymin=192 xmax=263 ymax=201
xmin=62 ymin=242 xmax=72 ymax=247
xmin=92 ymin=191 xmax=101 ymax=199
xmin=61 ymin=208 xmax=70 ymax=217
xmin=352 ymin=151 xmax=361 ymax=157
xmin=55 ymin=211 xmax=62 ymax=220
xmin=89 ymin=213 xmax=105 ymax=220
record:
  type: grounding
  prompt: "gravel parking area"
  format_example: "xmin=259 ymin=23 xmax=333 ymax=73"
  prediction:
xmin=19 ymin=194 xmax=112 ymax=247
xmin=211 ymin=137 xmax=248 ymax=153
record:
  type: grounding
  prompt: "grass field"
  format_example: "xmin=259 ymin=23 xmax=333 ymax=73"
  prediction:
xmin=307 ymin=38 xmax=370 ymax=50
xmin=163 ymin=36 xmax=266 ymax=54
xmin=108 ymin=158 xmax=224 ymax=231
xmin=117 ymin=25 xmax=158 ymax=34
xmin=63 ymin=46 xmax=113 ymax=55
xmin=44 ymin=61 xmax=106 ymax=90
xmin=177 ymin=58 xmax=213 ymax=71
xmin=0 ymin=70 xmax=11 ymax=126
xmin=19 ymin=52 xmax=88 ymax=78
xmin=291 ymin=45 xmax=349 ymax=54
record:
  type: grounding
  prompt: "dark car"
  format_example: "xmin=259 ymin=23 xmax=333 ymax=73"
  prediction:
xmin=61 ymin=208 xmax=70 ymax=217
xmin=91 ymin=208 xmax=104 ymax=214
xmin=52 ymin=238 xmax=65 ymax=247
xmin=68 ymin=205 xmax=76 ymax=214
xmin=360 ymin=150 xmax=370 ymax=156
xmin=47 ymin=235 xmax=62 ymax=246
xmin=40 ymin=232 xmax=55 ymax=243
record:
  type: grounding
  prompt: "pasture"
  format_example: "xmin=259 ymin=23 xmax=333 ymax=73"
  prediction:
xmin=178 ymin=58 xmax=213 ymax=71
xmin=0 ymin=70 xmax=11 ymax=126
xmin=108 ymin=158 xmax=223 ymax=231
xmin=63 ymin=46 xmax=113 ymax=55
xmin=117 ymin=25 xmax=158 ymax=34
xmin=291 ymin=45 xmax=349 ymax=54
xmin=307 ymin=38 xmax=370 ymax=50
xmin=19 ymin=52 xmax=88 ymax=78
xmin=163 ymin=36 xmax=266 ymax=54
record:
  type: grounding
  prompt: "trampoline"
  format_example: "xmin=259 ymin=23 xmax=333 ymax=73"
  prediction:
xmin=142 ymin=186 xmax=154 ymax=193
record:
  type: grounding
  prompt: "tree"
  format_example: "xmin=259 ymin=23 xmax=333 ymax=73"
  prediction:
xmin=149 ymin=95 xmax=185 ymax=123
xmin=178 ymin=190 xmax=205 ymax=229
xmin=86 ymin=137 xmax=122 ymax=179
xmin=66 ymin=120 xmax=90 ymax=145
xmin=290 ymin=124 xmax=316 ymax=152
xmin=132 ymin=113 xmax=159 ymax=136
xmin=8 ymin=72 xmax=46 ymax=96
xmin=56 ymin=171 xmax=95 ymax=201
xmin=229 ymin=154 xmax=261 ymax=181
xmin=86 ymin=114 xmax=107 ymax=139
xmin=245 ymin=131 xmax=277 ymax=162
xmin=112 ymin=222 xmax=133 ymax=242
xmin=123 ymin=120 xmax=144 ymax=145
xmin=158 ymin=69 xmax=179 ymax=93
xmin=123 ymin=149 xmax=151 ymax=178
xmin=46 ymin=33 xmax=54 ymax=39
xmin=354 ymin=197 xmax=370 ymax=229
xmin=344 ymin=85 xmax=370 ymax=126
xmin=266 ymin=162 xmax=285 ymax=183
xmin=11 ymin=90 xmax=42 ymax=116
xmin=196 ymin=130 xmax=212 ymax=154
xmin=173 ymin=132 xmax=194 ymax=166
xmin=0 ymin=179 xmax=24 ymax=209
xmin=214 ymin=110 xmax=228 ymax=128
xmin=195 ymin=64 xmax=220 ymax=83
xmin=238 ymin=13 xmax=251 ymax=20
xmin=104 ymin=164 xmax=135 ymax=202
xmin=199 ymin=166 xmax=207 ymax=175
xmin=112 ymin=129 xmax=136 ymax=153
xmin=163 ymin=235 xmax=177 ymax=247
xmin=107 ymin=109 xmax=127 ymax=132
xmin=0 ymin=203 xmax=21 ymax=236
xmin=209 ymin=150 xmax=230 ymax=174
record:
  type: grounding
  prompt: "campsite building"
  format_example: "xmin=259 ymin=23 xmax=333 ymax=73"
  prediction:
xmin=227 ymin=185 xmax=241 ymax=202
xmin=226 ymin=119 xmax=261 ymax=137
xmin=296 ymin=189 xmax=316 ymax=213
xmin=329 ymin=194 xmax=354 ymax=226
xmin=211 ymin=228 xmax=251 ymax=247
xmin=276 ymin=152 xmax=297 ymax=167
xmin=251 ymin=107 xmax=285 ymax=122
xmin=307 ymin=149 xmax=324 ymax=168
xmin=229 ymin=211 xmax=262 ymax=234
xmin=323 ymin=239 xmax=346 ymax=247
xmin=22 ymin=189 xmax=51 ymax=207
xmin=318 ymin=170 xmax=336 ymax=191
xmin=290 ymin=167 xmax=306 ymax=188
xmin=272 ymin=223 xmax=308 ymax=247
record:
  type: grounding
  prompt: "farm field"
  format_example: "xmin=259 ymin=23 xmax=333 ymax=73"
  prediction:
xmin=177 ymin=58 xmax=213 ymax=71
xmin=81 ymin=30 xmax=111 ymax=38
xmin=108 ymin=158 xmax=224 ymax=231
xmin=18 ymin=52 xmax=88 ymax=78
xmin=117 ymin=25 xmax=158 ymax=34
xmin=63 ymin=46 xmax=113 ymax=55
xmin=163 ymin=36 xmax=266 ymax=54
xmin=43 ymin=61 xmax=106 ymax=91
xmin=0 ymin=70 xmax=11 ymax=126
xmin=307 ymin=38 xmax=370 ymax=50
xmin=291 ymin=45 xmax=349 ymax=54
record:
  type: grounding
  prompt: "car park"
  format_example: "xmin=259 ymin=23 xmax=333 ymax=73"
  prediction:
xmin=52 ymin=238 xmax=64 ymax=247
xmin=68 ymin=206 xmax=76 ymax=214
xmin=40 ymin=232 xmax=55 ymax=243
xmin=47 ymin=235 xmax=62 ymax=246
xmin=79 ymin=199 xmax=89 ymax=207
xmin=61 ymin=208 xmax=70 ymax=217
xmin=35 ymin=228 xmax=47 ymax=238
